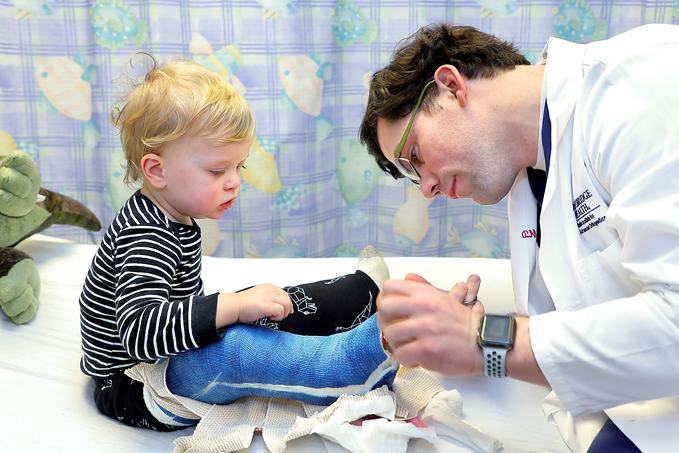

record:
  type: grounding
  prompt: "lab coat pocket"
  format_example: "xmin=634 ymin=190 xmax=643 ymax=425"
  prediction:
xmin=575 ymin=239 xmax=639 ymax=307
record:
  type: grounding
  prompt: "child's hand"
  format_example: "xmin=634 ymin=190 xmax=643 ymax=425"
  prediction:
xmin=237 ymin=284 xmax=293 ymax=322
xmin=216 ymin=284 xmax=293 ymax=327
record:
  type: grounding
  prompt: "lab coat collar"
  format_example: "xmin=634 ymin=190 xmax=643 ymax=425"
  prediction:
xmin=509 ymin=37 xmax=586 ymax=317
xmin=540 ymin=37 xmax=586 ymax=213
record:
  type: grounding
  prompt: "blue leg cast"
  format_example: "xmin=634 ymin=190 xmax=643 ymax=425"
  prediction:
xmin=165 ymin=314 xmax=399 ymax=406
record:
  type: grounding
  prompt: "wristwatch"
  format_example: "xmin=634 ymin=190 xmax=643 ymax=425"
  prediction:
xmin=477 ymin=314 xmax=516 ymax=378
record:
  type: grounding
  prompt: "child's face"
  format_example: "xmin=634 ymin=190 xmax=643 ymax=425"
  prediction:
xmin=155 ymin=134 xmax=250 ymax=224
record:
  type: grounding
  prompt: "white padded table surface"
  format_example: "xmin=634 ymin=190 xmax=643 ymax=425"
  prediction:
xmin=0 ymin=236 xmax=570 ymax=453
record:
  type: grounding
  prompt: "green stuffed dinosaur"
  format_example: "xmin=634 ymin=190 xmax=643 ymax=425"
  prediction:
xmin=0 ymin=136 xmax=101 ymax=324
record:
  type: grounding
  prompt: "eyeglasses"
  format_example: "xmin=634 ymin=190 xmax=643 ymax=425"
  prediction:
xmin=393 ymin=79 xmax=436 ymax=186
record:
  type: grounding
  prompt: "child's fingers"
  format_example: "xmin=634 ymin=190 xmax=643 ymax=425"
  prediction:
xmin=464 ymin=274 xmax=481 ymax=305
xmin=471 ymin=300 xmax=486 ymax=316
xmin=275 ymin=294 xmax=293 ymax=320
xmin=268 ymin=303 xmax=286 ymax=321
xmin=447 ymin=282 xmax=468 ymax=303
xmin=270 ymin=308 xmax=282 ymax=321
xmin=404 ymin=273 xmax=429 ymax=284
xmin=278 ymin=290 xmax=294 ymax=314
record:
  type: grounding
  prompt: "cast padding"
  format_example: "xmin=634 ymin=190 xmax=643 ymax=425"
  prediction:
xmin=165 ymin=314 xmax=399 ymax=406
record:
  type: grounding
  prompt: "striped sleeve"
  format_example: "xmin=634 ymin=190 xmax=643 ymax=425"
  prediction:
xmin=113 ymin=225 xmax=219 ymax=361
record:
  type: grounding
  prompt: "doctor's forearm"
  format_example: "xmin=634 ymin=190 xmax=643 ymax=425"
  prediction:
xmin=506 ymin=317 xmax=550 ymax=387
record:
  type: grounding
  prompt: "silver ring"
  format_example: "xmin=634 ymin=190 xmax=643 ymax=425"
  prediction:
xmin=462 ymin=296 xmax=478 ymax=306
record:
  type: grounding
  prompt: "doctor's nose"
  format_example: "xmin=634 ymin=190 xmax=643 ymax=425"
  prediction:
xmin=418 ymin=172 xmax=441 ymax=199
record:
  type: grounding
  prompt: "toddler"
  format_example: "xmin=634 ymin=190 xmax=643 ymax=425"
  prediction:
xmin=79 ymin=52 xmax=397 ymax=431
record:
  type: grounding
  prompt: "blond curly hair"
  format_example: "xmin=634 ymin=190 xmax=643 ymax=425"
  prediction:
xmin=110 ymin=52 xmax=256 ymax=185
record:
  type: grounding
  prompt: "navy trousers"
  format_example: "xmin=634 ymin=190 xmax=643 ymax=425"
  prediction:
xmin=587 ymin=419 xmax=641 ymax=453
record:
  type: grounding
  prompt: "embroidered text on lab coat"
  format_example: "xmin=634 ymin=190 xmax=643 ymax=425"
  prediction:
xmin=573 ymin=189 xmax=605 ymax=234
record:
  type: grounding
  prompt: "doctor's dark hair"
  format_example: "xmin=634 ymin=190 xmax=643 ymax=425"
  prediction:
xmin=110 ymin=51 xmax=255 ymax=186
xmin=359 ymin=24 xmax=530 ymax=179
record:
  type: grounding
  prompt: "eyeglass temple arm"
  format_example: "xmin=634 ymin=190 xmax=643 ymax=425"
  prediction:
xmin=394 ymin=79 xmax=437 ymax=158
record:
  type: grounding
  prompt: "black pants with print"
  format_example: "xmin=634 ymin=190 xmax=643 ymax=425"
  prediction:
xmin=249 ymin=270 xmax=378 ymax=335
xmin=92 ymin=373 xmax=184 ymax=432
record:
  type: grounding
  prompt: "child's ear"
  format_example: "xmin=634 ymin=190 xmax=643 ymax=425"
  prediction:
xmin=141 ymin=153 xmax=166 ymax=189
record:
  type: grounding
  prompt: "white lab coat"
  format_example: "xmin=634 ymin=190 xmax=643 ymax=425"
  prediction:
xmin=508 ymin=25 xmax=679 ymax=452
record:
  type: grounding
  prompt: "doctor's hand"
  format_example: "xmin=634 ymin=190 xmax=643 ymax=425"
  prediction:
xmin=377 ymin=274 xmax=485 ymax=376
xmin=401 ymin=272 xmax=484 ymax=313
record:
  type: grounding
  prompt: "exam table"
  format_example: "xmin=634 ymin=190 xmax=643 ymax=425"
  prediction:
xmin=0 ymin=235 xmax=570 ymax=453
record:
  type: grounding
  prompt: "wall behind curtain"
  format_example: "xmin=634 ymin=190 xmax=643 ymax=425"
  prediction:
xmin=1 ymin=0 xmax=677 ymax=259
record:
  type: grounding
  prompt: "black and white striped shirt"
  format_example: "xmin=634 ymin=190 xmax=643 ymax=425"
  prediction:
xmin=79 ymin=191 xmax=221 ymax=378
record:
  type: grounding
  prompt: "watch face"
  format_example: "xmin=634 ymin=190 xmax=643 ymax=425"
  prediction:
xmin=481 ymin=315 xmax=514 ymax=347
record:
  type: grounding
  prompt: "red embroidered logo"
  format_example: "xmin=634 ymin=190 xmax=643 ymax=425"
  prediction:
xmin=522 ymin=229 xmax=537 ymax=239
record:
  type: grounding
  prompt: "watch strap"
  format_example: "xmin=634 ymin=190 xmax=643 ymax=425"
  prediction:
xmin=481 ymin=346 xmax=508 ymax=378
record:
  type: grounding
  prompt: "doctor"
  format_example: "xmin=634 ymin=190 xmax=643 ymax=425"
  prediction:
xmin=359 ymin=23 xmax=679 ymax=452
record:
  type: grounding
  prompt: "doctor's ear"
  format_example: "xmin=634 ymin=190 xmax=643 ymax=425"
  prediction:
xmin=141 ymin=153 xmax=166 ymax=189
xmin=434 ymin=65 xmax=467 ymax=107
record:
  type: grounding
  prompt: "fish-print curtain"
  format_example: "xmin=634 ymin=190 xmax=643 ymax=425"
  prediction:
xmin=1 ymin=0 xmax=678 ymax=259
